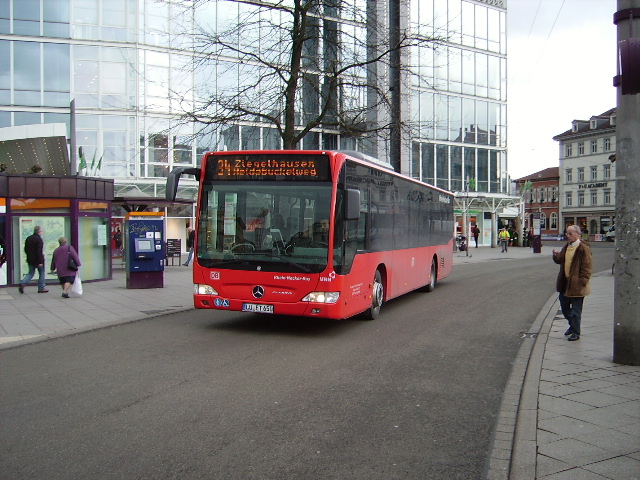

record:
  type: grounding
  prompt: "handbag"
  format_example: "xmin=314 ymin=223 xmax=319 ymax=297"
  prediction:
xmin=67 ymin=246 xmax=78 ymax=271
xmin=71 ymin=275 xmax=83 ymax=295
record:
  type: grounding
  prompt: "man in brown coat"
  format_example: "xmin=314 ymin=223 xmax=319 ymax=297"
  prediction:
xmin=552 ymin=225 xmax=592 ymax=341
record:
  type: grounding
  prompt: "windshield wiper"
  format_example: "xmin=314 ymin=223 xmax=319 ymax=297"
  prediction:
xmin=269 ymin=253 xmax=312 ymax=273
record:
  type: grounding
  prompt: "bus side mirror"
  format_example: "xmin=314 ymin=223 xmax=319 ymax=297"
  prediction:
xmin=345 ymin=189 xmax=360 ymax=220
xmin=166 ymin=166 xmax=200 ymax=201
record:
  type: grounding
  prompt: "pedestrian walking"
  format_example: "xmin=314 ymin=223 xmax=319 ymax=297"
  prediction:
xmin=50 ymin=237 xmax=82 ymax=298
xmin=499 ymin=227 xmax=510 ymax=253
xmin=472 ymin=224 xmax=480 ymax=248
xmin=183 ymin=226 xmax=195 ymax=266
xmin=552 ymin=225 xmax=592 ymax=341
xmin=18 ymin=225 xmax=48 ymax=293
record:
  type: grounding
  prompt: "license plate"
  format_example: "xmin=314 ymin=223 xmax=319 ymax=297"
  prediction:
xmin=242 ymin=303 xmax=274 ymax=314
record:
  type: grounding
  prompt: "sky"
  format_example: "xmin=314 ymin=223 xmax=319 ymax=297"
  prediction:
xmin=507 ymin=0 xmax=617 ymax=180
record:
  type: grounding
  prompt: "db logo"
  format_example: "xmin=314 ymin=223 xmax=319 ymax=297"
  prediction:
xmin=210 ymin=271 xmax=220 ymax=280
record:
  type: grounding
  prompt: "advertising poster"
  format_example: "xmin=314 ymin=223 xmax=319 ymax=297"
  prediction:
xmin=97 ymin=224 xmax=108 ymax=246
xmin=111 ymin=218 xmax=124 ymax=259
xmin=18 ymin=217 xmax=66 ymax=281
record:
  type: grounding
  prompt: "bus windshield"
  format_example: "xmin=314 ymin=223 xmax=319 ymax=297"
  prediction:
xmin=197 ymin=182 xmax=333 ymax=273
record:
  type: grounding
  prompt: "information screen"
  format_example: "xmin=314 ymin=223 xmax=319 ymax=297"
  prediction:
xmin=206 ymin=153 xmax=331 ymax=182
xmin=135 ymin=238 xmax=154 ymax=252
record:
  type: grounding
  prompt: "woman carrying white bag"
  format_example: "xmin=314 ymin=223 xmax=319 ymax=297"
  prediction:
xmin=50 ymin=237 xmax=82 ymax=298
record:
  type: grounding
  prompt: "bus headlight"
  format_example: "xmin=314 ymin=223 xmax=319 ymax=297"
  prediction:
xmin=302 ymin=292 xmax=340 ymax=304
xmin=195 ymin=284 xmax=218 ymax=295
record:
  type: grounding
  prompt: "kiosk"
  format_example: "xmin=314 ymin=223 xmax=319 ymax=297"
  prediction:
xmin=532 ymin=212 xmax=542 ymax=254
xmin=125 ymin=212 xmax=165 ymax=288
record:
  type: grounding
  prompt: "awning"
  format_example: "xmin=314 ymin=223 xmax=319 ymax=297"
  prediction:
xmin=112 ymin=196 xmax=194 ymax=212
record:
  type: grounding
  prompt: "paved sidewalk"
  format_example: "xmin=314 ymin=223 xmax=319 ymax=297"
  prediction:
xmin=1 ymin=247 xmax=638 ymax=480
xmin=0 ymin=265 xmax=194 ymax=349
xmin=471 ymin=247 xmax=640 ymax=479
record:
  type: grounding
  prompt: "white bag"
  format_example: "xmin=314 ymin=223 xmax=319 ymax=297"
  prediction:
xmin=71 ymin=275 xmax=83 ymax=296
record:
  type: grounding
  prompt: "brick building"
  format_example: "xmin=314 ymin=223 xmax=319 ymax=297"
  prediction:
xmin=514 ymin=167 xmax=561 ymax=240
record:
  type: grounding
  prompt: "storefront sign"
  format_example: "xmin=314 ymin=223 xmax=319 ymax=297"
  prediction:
xmin=578 ymin=182 xmax=608 ymax=189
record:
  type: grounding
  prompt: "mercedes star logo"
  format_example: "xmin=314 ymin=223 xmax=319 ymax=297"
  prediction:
xmin=252 ymin=286 xmax=265 ymax=299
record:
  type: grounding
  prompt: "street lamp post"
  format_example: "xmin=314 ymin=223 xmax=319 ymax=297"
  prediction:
xmin=518 ymin=181 xmax=532 ymax=247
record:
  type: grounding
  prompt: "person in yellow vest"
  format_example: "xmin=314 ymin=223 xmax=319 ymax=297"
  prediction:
xmin=499 ymin=227 xmax=510 ymax=253
xmin=552 ymin=225 xmax=592 ymax=341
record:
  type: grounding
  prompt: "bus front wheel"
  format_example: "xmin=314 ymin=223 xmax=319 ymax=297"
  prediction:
xmin=363 ymin=270 xmax=384 ymax=320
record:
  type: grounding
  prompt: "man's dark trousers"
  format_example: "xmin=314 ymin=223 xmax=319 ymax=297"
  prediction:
xmin=559 ymin=293 xmax=584 ymax=335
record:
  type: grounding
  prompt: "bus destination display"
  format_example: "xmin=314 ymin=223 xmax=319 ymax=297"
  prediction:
xmin=210 ymin=154 xmax=331 ymax=181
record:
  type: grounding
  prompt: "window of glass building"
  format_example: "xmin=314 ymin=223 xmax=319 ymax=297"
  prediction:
xmin=0 ymin=40 xmax=9 ymax=104
xmin=43 ymin=43 xmax=70 ymax=107
xmin=14 ymin=41 xmax=41 ymax=106
xmin=464 ymin=148 xmax=475 ymax=186
xmin=44 ymin=0 xmax=70 ymax=38
xmin=477 ymin=149 xmax=488 ymax=192
xmin=436 ymin=145 xmax=449 ymax=190
xmin=144 ymin=0 xmax=170 ymax=46
xmin=489 ymin=150 xmax=499 ymax=192
xmin=0 ymin=2 xmax=8 ymax=35
xmin=13 ymin=0 xmax=40 ymax=36
xmin=451 ymin=146 xmax=463 ymax=191
xmin=422 ymin=143 xmax=435 ymax=185
xmin=411 ymin=141 xmax=420 ymax=179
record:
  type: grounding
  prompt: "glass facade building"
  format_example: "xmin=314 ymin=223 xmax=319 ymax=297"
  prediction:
xmin=0 ymin=0 xmax=507 ymax=236
xmin=409 ymin=0 xmax=507 ymax=193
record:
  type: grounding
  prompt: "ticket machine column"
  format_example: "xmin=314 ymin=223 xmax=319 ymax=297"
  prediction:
xmin=125 ymin=212 xmax=165 ymax=289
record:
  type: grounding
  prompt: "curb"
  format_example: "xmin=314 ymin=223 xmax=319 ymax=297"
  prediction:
xmin=484 ymin=290 xmax=558 ymax=479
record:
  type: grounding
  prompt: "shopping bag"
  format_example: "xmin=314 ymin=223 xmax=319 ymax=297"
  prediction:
xmin=71 ymin=275 xmax=83 ymax=296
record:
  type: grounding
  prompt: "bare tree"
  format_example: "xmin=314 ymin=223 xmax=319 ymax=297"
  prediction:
xmin=177 ymin=0 xmax=445 ymax=152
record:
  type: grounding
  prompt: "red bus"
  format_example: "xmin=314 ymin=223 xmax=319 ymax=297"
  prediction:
xmin=166 ymin=150 xmax=454 ymax=320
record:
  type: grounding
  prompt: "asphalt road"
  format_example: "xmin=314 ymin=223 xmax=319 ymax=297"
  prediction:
xmin=0 ymin=244 xmax=613 ymax=480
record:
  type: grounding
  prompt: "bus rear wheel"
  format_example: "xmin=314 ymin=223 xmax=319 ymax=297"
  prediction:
xmin=420 ymin=258 xmax=437 ymax=292
xmin=363 ymin=270 xmax=384 ymax=320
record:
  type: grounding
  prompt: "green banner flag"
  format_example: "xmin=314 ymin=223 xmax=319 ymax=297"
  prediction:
xmin=78 ymin=146 xmax=87 ymax=170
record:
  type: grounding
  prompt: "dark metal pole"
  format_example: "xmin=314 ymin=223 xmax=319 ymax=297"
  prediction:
xmin=613 ymin=0 xmax=640 ymax=365
xmin=389 ymin=0 xmax=401 ymax=172
xmin=70 ymin=99 xmax=77 ymax=175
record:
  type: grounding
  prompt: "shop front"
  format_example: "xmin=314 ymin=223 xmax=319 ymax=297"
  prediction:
xmin=0 ymin=174 xmax=113 ymax=287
